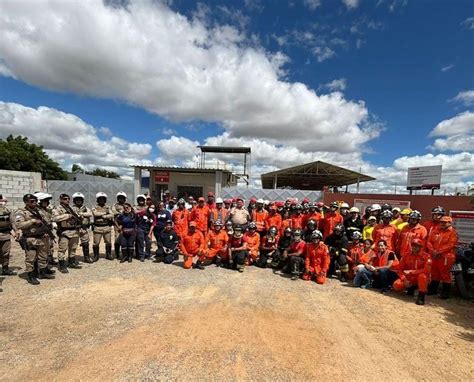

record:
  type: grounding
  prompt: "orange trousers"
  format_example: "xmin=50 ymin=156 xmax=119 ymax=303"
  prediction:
xmin=183 ymin=254 xmax=195 ymax=269
xmin=199 ymin=248 xmax=228 ymax=265
xmin=303 ymin=267 xmax=327 ymax=284
xmin=431 ymin=257 xmax=455 ymax=283
xmin=393 ymin=273 xmax=429 ymax=293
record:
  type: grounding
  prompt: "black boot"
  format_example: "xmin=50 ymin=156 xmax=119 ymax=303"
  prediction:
xmin=82 ymin=243 xmax=93 ymax=263
xmin=48 ymin=255 xmax=58 ymax=266
xmin=27 ymin=271 xmax=40 ymax=285
xmin=38 ymin=267 xmax=55 ymax=279
xmin=427 ymin=280 xmax=440 ymax=295
xmin=339 ymin=272 xmax=348 ymax=282
xmin=58 ymin=260 xmax=69 ymax=273
xmin=440 ymin=283 xmax=451 ymax=299
xmin=194 ymin=260 xmax=204 ymax=270
xmin=93 ymin=246 xmax=100 ymax=262
xmin=114 ymin=243 xmax=121 ymax=261
xmin=2 ymin=265 xmax=17 ymax=276
xmin=105 ymin=244 xmax=113 ymax=260
xmin=406 ymin=286 xmax=416 ymax=296
xmin=128 ymin=248 xmax=134 ymax=263
xmin=120 ymin=247 xmax=128 ymax=263
xmin=68 ymin=257 xmax=82 ymax=269
xmin=44 ymin=267 xmax=56 ymax=275
xmin=416 ymin=292 xmax=426 ymax=305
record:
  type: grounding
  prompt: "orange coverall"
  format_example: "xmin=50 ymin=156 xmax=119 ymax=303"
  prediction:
xmin=172 ymin=208 xmax=190 ymax=239
xmin=346 ymin=243 xmax=372 ymax=279
xmin=303 ymin=242 xmax=330 ymax=284
xmin=210 ymin=207 xmax=229 ymax=225
xmin=393 ymin=250 xmax=431 ymax=293
xmin=179 ymin=230 xmax=205 ymax=269
xmin=321 ymin=212 xmax=343 ymax=239
xmin=372 ymin=223 xmax=398 ymax=251
xmin=291 ymin=213 xmax=304 ymax=230
xmin=265 ymin=213 xmax=282 ymax=233
xmin=426 ymin=226 xmax=458 ymax=283
xmin=204 ymin=229 xmax=229 ymax=262
xmin=190 ymin=205 xmax=210 ymax=234
xmin=423 ymin=220 xmax=440 ymax=237
xmin=397 ymin=224 xmax=428 ymax=258
xmin=302 ymin=212 xmax=322 ymax=230
xmin=243 ymin=231 xmax=260 ymax=264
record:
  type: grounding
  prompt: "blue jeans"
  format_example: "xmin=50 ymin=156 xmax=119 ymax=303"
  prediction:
xmin=373 ymin=268 xmax=398 ymax=289
xmin=136 ymin=228 xmax=151 ymax=259
xmin=353 ymin=268 xmax=373 ymax=287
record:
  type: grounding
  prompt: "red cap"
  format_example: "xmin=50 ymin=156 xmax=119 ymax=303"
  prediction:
xmin=250 ymin=197 xmax=257 ymax=203
xmin=208 ymin=192 xmax=214 ymax=197
xmin=224 ymin=198 xmax=232 ymax=204
xmin=303 ymin=198 xmax=309 ymax=203
xmin=316 ymin=202 xmax=324 ymax=208
xmin=198 ymin=197 xmax=205 ymax=202
xmin=275 ymin=201 xmax=284 ymax=208
xmin=411 ymin=238 xmax=424 ymax=246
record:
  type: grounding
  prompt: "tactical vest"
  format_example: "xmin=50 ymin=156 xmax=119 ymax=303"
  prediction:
xmin=0 ymin=206 xmax=11 ymax=232
xmin=93 ymin=205 xmax=113 ymax=226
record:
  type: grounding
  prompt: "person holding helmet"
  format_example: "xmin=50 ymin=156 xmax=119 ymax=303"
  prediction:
xmin=325 ymin=224 xmax=349 ymax=281
xmin=423 ymin=206 xmax=445 ymax=236
xmin=0 ymin=194 xmax=16 ymax=276
xmin=393 ymin=208 xmax=412 ymax=232
xmin=303 ymin=230 xmax=330 ymax=284
xmin=397 ymin=210 xmax=427 ymax=258
xmin=271 ymin=226 xmax=294 ymax=269
xmin=156 ymin=220 xmax=179 ymax=264
xmin=14 ymin=194 xmax=55 ymax=285
xmin=203 ymin=220 xmax=229 ymax=266
xmin=190 ymin=197 xmax=211 ymax=235
xmin=265 ymin=205 xmax=282 ymax=234
xmin=172 ymin=198 xmax=190 ymax=240
xmin=112 ymin=191 xmax=127 ymax=260
xmin=426 ymin=216 xmax=458 ymax=299
xmin=362 ymin=216 xmax=377 ymax=241
xmin=244 ymin=222 xmax=260 ymax=265
xmin=283 ymin=229 xmax=306 ymax=280
xmin=393 ymin=238 xmax=431 ymax=305
xmin=52 ymin=194 xmax=82 ymax=273
xmin=134 ymin=194 xmax=147 ymax=213
xmin=72 ymin=192 xmax=93 ymax=263
xmin=258 ymin=225 xmax=279 ymax=268
xmin=179 ymin=221 xmax=206 ymax=270
xmin=210 ymin=198 xmax=229 ymax=227
xmin=92 ymin=192 xmax=114 ymax=262
xmin=229 ymin=225 xmax=248 ymax=272
xmin=321 ymin=202 xmax=343 ymax=239
xmin=344 ymin=206 xmax=363 ymax=240
xmin=372 ymin=210 xmax=398 ymax=252
xmin=251 ymin=199 xmax=268 ymax=238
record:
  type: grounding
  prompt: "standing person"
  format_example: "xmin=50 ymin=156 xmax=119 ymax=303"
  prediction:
xmin=426 ymin=216 xmax=458 ymax=299
xmin=265 ymin=205 xmax=282 ymax=235
xmin=202 ymin=220 xmax=229 ymax=266
xmin=112 ymin=191 xmax=127 ymax=260
xmin=136 ymin=204 xmax=156 ymax=261
xmin=302 ymin=203 xmax=321 ymax=230
xmin=153 ymin=201 xmax=172 ymax=243
xmin=321 ymin=202 xmax=343 ymax=239
xmin=362 ymin=216 xmax=377 ymax=241
xmin=228 ymin=225 xmax=248 ymax=272
xmin=206 ymin=192 xmax=216 ymax=210
xmin=393 ymin=208 xmax=412 ymax=232
xmin=172 ymin=198 xmax=190 ymax=240
xmin=291 ymin=205 xmax=304 ymax=230
xmin=134 ymin=194 xmax=147 ymax=213
xmin=179 ymin=221 xmax=206 ymax=270
xmin=14 ymin=194 xmax=55 ymax=285
xmin=371 ymin=240 xmax=399 ymax=293
xmin=390 ymin=208 xmax=401 ymax=224
xmin=370 ymin=204 xmax=382 ymax=222
xmin=393 ymin=238 xmax=431 ymax=305
xmin=224 ymin=199 xmax=232 ymax=210
xmin=116 ymin=203 xmax=137 ymax=263
xmin=243 ymin=222 xmax=260 ymax=266
xmin=52 ymin=194 xmax=82 ymax=273
xmin=303 ymin=230 xmax=330 ymax=284
xmin=228 ymin=198 xmax=250 ymax=230
xmin=35 ymin=192 xmax=56 ymax=269
xmin=372 ymin=210 xmax=398 ymax=252
xmin=0 ymin=195 xmax=16 ymax=276
xmin=209 ymin=198 xmax=229 ymax=227
xmin=72 ymin=192 xmax=93 ymax=263
xmin=189 ymin=197 xmax=210 ymax=235
xmin=325 ymin=224 xmax=349 ymax=281
xmin=92 ymin=192 xmax=114 ymax=262
xmin=397 ymin=210 xmax=427 ymax=258
xmin=166 ymin=197 xmax=177 ymax=214
xmin=339 ymin=203 xmax=350 ymax=221
xmin=344 ymin=207 xmax=364 ymax=241
xmin=423 ymin=206 xmax=445 ymax=236
xmin=156 ymin=220 xmax=179 ymax=264
xmin=247 ymin=197 xmax=257 ymax=216
xmin=251 ymin=199 xmax=268 ymax=239
xmin=283 ymin=230 xmax=306 ymax=280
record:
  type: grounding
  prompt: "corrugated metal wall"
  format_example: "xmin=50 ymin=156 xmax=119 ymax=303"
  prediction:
xmin=221 ymin=187 xmax=322 ymax=202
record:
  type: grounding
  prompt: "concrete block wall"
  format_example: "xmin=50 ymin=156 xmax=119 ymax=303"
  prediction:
xmin=0 ymin=169 xmax=43 ymax=208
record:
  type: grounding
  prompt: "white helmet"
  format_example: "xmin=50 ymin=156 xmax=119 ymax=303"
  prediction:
xmin=72 ymin=192 xmax=85 ymax=200
xmin=116 ymin=191 xmax=127 ymax=198
xmin=34 ymin=192 xmax=52 ymax=201
xmin=371 ymin=203 xmax=382 ymax=211
xmin=340 ymin=202 xmax=350 ymax=209
xmin=264 ymin=200 xmax=270 ymax=205
xmin=96 ymin=192 xmax=107 ymax=199
xmin=257 ymin=198 xmax=264 ymax=204
xmin=136 ymin=194 xmax=146 ymax=201
xmin=349 ymin=207 xmax=360 ymax=213
xmin=215 ymin=197 xmax=223 ymax=204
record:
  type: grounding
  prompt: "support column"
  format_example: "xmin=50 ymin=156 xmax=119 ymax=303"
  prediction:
xmin=215 ymin=170 xmax=223 ymax=198
xmin=273 ymin=174 xmax=278 ymax=189
xmin=134 ymin=167 xmax=142 ymax=200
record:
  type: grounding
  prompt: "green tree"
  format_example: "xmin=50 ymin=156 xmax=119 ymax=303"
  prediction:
xmin=0 ymin=135 xmax=67 ymax=180
xmin=71 ymin=163 xmax=121 ymax=179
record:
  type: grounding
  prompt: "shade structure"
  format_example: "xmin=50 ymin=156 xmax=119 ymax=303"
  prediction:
xmin=261 ymin=161 xmax=375 ymax=190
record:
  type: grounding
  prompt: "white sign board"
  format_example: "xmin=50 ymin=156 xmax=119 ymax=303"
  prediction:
xmin=407 ymin=165 xmax=442 ymax=190
xmin=353 ymin=198 xmax=411 ymax=214
xmin=450 ymin=211 xmax=474 ymax=244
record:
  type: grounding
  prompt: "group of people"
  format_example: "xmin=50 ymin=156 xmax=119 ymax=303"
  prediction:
xmin=0 ymin=191 xmax=459 ymax=306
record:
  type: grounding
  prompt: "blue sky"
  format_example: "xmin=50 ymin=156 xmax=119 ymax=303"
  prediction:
xmin=0 ymin=0 xmax=472 ymax=192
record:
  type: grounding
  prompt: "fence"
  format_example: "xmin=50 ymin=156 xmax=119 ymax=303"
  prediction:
xmin=0 ymin=169 xmax=43 ymax=208
xmin=221 ymin=187 xmax=322 ymax=202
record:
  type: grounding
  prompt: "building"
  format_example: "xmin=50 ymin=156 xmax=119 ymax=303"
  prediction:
xmin=132 ymin=165 xmax=238 ymax=200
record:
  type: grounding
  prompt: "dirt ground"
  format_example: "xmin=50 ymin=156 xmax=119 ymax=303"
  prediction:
xmin=0 ymin=241 xmax=473 ymax=381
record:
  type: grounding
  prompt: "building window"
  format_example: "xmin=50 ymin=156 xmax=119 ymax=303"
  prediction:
xmin=177 ymin=185 xmax=203 ymax=199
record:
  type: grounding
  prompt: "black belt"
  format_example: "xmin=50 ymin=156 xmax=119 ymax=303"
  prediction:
xmin=0 ymin=228 xmax=10 ymax=233
xmin=24 ymin=234 xmax=44 ymax=238
xmin=59 ymin=228 xmax=78 ymax=231
xmin=94 ymin=223 xmax=110 ymax=227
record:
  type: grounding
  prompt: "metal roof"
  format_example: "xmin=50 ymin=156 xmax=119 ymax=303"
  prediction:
xmin=261 ymin=161 xmax=375 ymax=190
xmin=130 ymin=165 xmax=233 ymax=174
xmin=198 ymin=146 xmax=251 ymax=154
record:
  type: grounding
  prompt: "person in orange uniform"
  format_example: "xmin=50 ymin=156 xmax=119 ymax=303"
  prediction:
xmin=321 ymin=202 xmax=343 ymax=239
xmin=243 ymin=222 xmax=260 ymax=265
xmin=209 ymin=198 xmax=229 ymax=226
xmin=285 ymin=230 xmax=307 ymax=280
xmin=172 ymin=198 xmax=190 ymax=239
xmin=302 ymin=203 xmax=322 ymax=230
xmin=179 ymin=221 xmax=206 ymax=270
xmin=397 ymin=210 xmax=427 ymax=258
xmin=423 ymin=206 xmax=445 ymax=236
xmin=372 ymin=210 xmax=398 ymax=252
xmin=346 ymin=231 xmax=367 ymax=279
xmin=202 ymin=220 xmax=228 ymax=266
xmin=426 ymin=216 xmax=458 ymax=299
xmin=303 ymin=230 xmax=330 ymax=284
xmin=370 ymin=240 xmax=399 ymax=293
xmin=251 ymin=199 xmax=268 ymax=238
xmin=393 ymin=238 xmax=431 ymax=305
xmin=258 ymin=226 xmax=279 ymax=268
xmin=189 ymin=197 xmax=210 ymax=235
xmin=265 ymin=205 xmax=282 ymax=234
xmin=291 ymin=205 xmax=304 ymax=230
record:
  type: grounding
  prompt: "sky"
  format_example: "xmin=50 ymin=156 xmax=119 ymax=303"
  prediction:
xmin=0 ymin=0 xmax=473 ymax=194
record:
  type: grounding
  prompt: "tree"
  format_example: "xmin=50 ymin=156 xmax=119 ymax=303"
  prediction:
xmin=70 ymin=164 xmax=121 ymax=179
xmin=0 ymin=135 xmax=68 ymax=180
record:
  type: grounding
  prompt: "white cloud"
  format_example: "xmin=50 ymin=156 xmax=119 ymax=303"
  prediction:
xmin=304 ymin=0 xmax=322 ymax=10
xmin=342 ymin=0 xmax=360 ymax=9
xmin=0 ymin=0 xmax=377 ymax=154
xmin=312 ymin=46 xmax=336 ymax=62
xmin=0 ymin=101 xmax=152 ymax=174
xmin=461 ymin=17 xmax=474 ymax=30
xmin=431 ymin=135 xmax=474 ymax=152
xmin=441 ymin=64 xmax=454 ymax=72
xmin=450 ymin=90 xmax=474 ymax=107
xmin=429 ymin=111 xmax=474 ymax=137
xmin=322 ymin=78 xmax=347 ymax=92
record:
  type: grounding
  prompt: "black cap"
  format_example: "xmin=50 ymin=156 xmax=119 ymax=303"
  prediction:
xmin=23 ymin=193 xmax=37 ymax=202
xmin=60 ymin=193 xmax=70 ymax=199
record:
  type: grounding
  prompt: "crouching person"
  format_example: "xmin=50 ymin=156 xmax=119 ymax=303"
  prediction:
xmin=303 ymin=230 xmax=329 ymax=284
xmin=392 ymin=238 xmax=431 ymax=305
xmin=284 ymin=230 xmax=306 ymax=280
xmin=229 ymin=225 xmax=248 ymax=272
xmin=258 ymin=226 xmax=279 ymax=268
xmin=180 ymin=222 xmax=205 ymax=270
xmin=271 ymin=227 xmax=293 ymax=269
xmin=202 ymin=220 xmax=228 ymax=266
xmin=156 ymin=220 xmax=179 ymax=264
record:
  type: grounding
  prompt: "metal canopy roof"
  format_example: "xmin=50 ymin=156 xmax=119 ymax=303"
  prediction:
xmin=198 ymin=146 xmax=251 ymax=154
xmin=131 ymin=165 xmax=233 ymax=174
xmin=261 ymin=161 xmax=375 ymax=190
